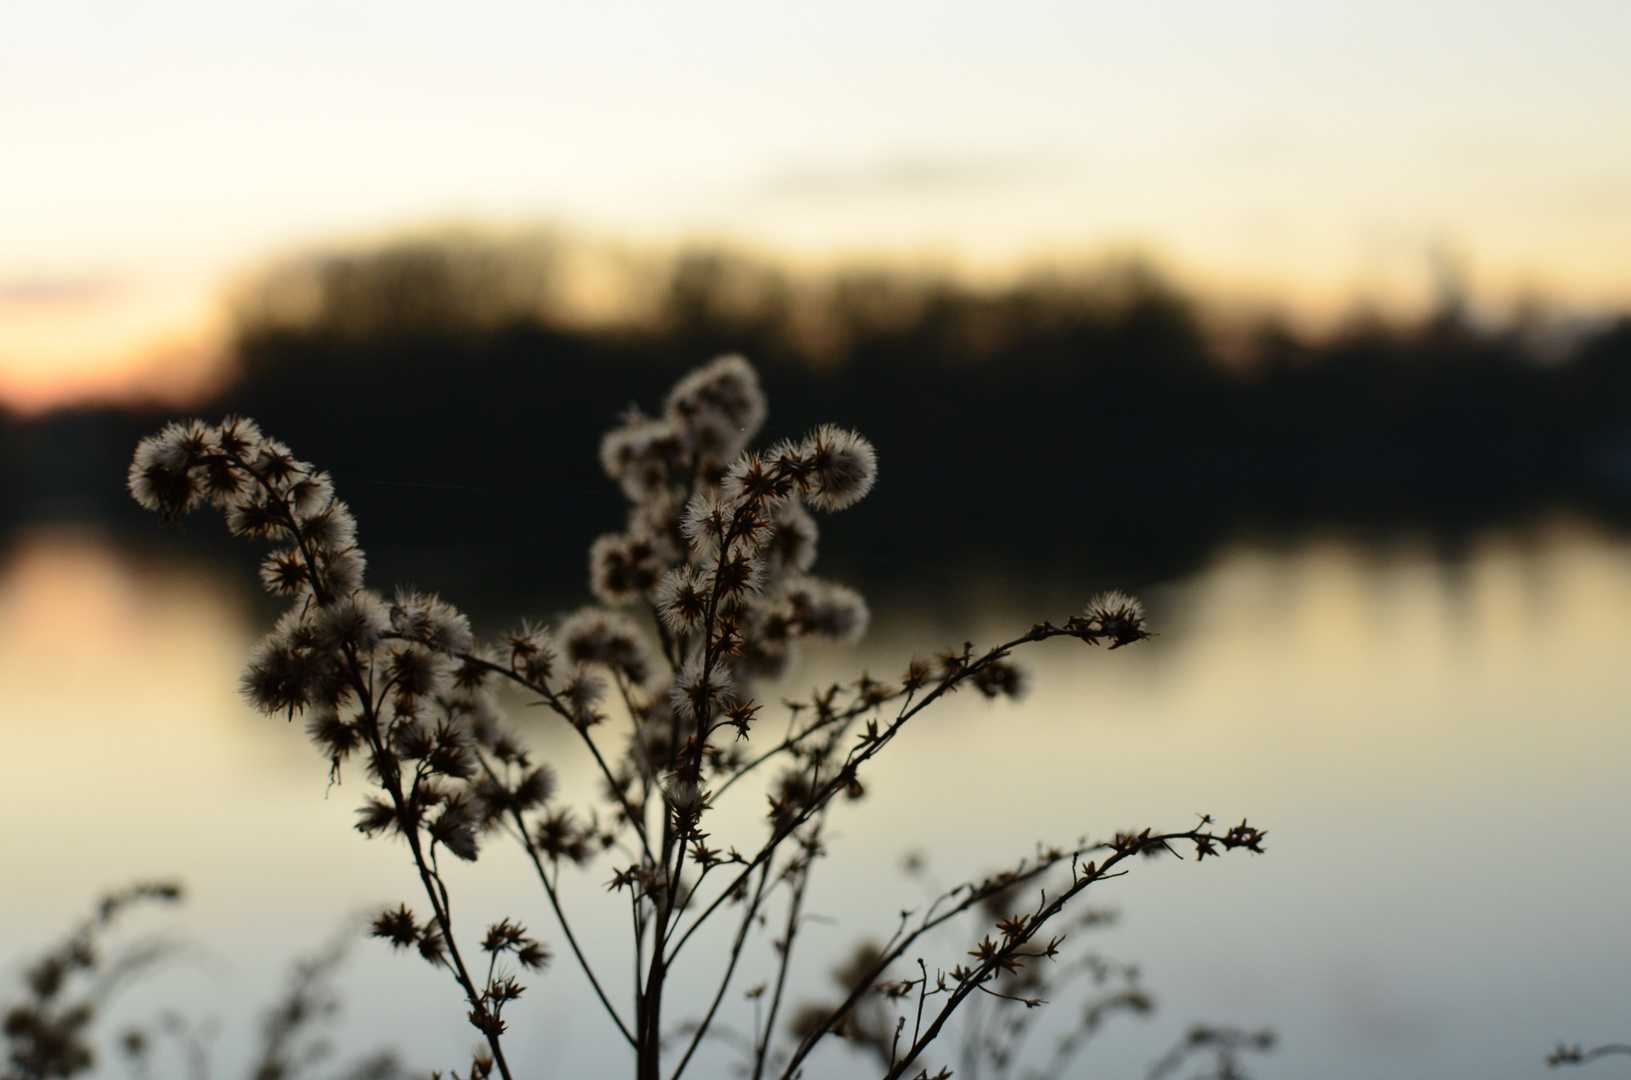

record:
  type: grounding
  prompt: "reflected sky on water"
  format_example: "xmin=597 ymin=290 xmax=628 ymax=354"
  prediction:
xmin=1 ymin=522 xmax=1629 ymax=1079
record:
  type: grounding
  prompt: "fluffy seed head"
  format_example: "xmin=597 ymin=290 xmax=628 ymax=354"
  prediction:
xmin=288 ymin=472 xmax=336 ymax=519
xmin=780 ymin=577 xmax=870 ymax=643
xmin=664 ymin=354 xmax=767 ymax=461
xmin=315 ymin=592 xmax=390 ymax=651
xmin=511 ymin=766 xmax=557 ymax=811
xmin=429 ymin=795 xmax=480 ymax=861
xmin=680 ymin=491 xmax=730 ymax=554
xmin=214 ymin=416 xmax=263 ymax=457
xmin=589 ymin=531 xmax=666 ymax=604
xmin=386 ymin=590 xmax=471 ymax=655
xmin=655 ymin=567 xmax=710 ymax=634
xmin=561 ymin=668 xmax=608 ymax=727
xmin=199 ymin=440 xmax=254 ymax=507
xmin=323 ymin=546 xmax=367 ymax=597
xmin=128 ymin=425 xmax=202 ymax=517
xmin=722 ymin=454 xmax=793 ymax=506
xmin=762 ymin=499 xmax=819 ymax=577
xmin=669 ymin=651 xmax=734 ymax=723
xmin=709 ymin=549 xmax=766 ymax=607
xmin=660 ymin=772 xmax=709 ymax=817
xmin=249 ymin=439 xmax=302 ymax=487
xmin=240 ymin=609 xmax=335 ymax=715
xmin=800 ymin=426 xmax=877 ymax=511
xmin=423 ymin=598 xmax=473 ymax=656
xmin=388 ymin=643 xmax=448 ymax=699
xmin=305 ymin=705 xmax=360 ymax=761
xmin=507 ymin=623 xmax=557 ymax=684
xmin=558 ymin=608 xmax=653 ymax=686
xmin=600 ymin=415 xmax=687 ymax=501
xmin=300 ymin=501 xmax=357 ymax=553
xmin=1086 ymin=591 xmax=1148 ymax=646
xmin=259 ymin=549 xmax=310 ymax=596
xmin=226 ymin=498 xmax=285 ymax=539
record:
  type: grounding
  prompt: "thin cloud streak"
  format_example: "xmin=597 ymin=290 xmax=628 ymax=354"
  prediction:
xmin=760 ymin=153 xmax=1075 ymax=199
xmin=0 ymin=276 xmax=123 ymax=308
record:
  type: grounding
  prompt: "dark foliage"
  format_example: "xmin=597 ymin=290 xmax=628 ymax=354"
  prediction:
xmin=5 ymin=249 xmax=1631 ymax=626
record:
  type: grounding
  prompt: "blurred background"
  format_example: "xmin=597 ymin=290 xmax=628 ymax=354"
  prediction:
xmin=4 ymin=2 xmax=1631 ymax=1078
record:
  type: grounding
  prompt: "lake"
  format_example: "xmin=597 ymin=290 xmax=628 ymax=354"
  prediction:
xmin=2 ymin=520 xmax=1628 ymax=1080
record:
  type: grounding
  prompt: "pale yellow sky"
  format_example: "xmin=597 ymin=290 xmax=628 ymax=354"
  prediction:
xmin=3 ymin=0 xmax=1629 ymax=410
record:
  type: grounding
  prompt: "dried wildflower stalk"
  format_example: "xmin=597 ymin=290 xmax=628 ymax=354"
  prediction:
xmin=1148 ymin=1024 xmax=1276 ymax=1080
xmin=128 ymin=355 xmax=1265 ymax=1080
xmin=1548 ymin=1043 xmax=1631 ymax=1069
xmin=797 ymin=897 xmax=1154 ymax=1080
xmin=2 ymin=883 xmax=182 ymax=1080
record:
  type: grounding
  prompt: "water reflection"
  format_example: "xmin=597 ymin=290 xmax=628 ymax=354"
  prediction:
xmin=2 ymin=523 xmax=1629 ymax=1079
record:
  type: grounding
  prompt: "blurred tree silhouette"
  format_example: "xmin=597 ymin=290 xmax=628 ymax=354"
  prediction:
xmin=4 ymin=236 xmax=1631 ymax=626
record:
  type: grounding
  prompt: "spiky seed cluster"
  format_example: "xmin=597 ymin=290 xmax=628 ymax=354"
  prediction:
xmin=481 ymin=918 xmax=551 ymax=972
xmin=1069 ymin=592 xmax=1151 ymax=649
xmin=1087 ymin=591 xmax=1144 ymax=632
xmin=131 ymin=417 xmax=366 ymax=599
xmin=126 ymin=418 xmax=559 ymax=874
xmin=591 ymin=355 xmax=878 ymax=753
xmin=531 ymin=806 xmax=600 ymax=866
xmin=971 ymin=654 xmax=1028 ymax=700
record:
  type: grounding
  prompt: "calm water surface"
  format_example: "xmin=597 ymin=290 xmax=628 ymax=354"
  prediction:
xmin=2 ymin=523 xmax=1629 ymax=1080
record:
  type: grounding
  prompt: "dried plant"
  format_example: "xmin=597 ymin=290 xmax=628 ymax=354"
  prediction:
xmin=128 ymin=354 xmax=1266 ymax=1079
xmin=2 ymin=887 xmax=403 ymax=1080
xmin=791 ymin=883 xmax=1154 ymax=1080
xmin=242 ymin=926 xmax=404 ymax=1080
xmin=2 ymin=883 xmax=182 ymax=1080
xmin=1548 ymin=1043 xmax=1631 ymax=1069
xmin=1146 ymin=1025 xmax=1275 ymax=1080
xmin=112 ymin=920 xmax=403 ymax=1080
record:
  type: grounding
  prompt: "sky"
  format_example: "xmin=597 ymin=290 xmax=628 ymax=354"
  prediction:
xmin=2 ymin=0 xmax=1630 ymax=410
